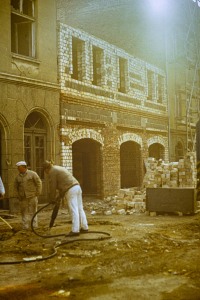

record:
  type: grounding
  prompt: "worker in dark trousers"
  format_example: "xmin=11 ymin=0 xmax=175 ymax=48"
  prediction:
xmin=43 ymin=161 xmax=88 ymax=236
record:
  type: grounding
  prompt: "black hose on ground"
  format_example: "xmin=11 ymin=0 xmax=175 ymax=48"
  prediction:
xmin=0 ymin=203 xmax=111 ymax=264
xmin=0 ymin=246 xmax=58 ymax=265
xmin=31 ymin=202 xmax=111 ymax=239
xmin=30 ymin=202 xmax=64 ymax=238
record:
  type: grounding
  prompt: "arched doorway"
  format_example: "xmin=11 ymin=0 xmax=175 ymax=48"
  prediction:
xmin=24 ymin=112 xmax=47 ymax=179
xmin=175 ymin=141 xmax=184 ymax=161
xmin=148 ymin=143 xmax=165 ymax=160
xmin=120 ymin=141 xmax=142 ymax=188
xmin=72 ymin=138 xmax=102 ymax=196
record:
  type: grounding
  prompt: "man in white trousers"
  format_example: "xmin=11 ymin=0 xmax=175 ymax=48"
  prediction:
xmin=43 ymin=161 xmax=88 ymax=236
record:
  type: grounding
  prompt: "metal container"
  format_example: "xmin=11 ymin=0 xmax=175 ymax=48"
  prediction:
xmin=146 ymin=188 xmax=196 ymax=214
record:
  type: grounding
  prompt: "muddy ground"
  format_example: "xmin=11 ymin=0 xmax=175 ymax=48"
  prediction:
xmin=0 ymin=200 xmax=200 ymax=300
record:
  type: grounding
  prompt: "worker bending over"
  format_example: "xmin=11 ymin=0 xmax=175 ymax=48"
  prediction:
xmin=43 ymin=161 xmax=88 ymax=236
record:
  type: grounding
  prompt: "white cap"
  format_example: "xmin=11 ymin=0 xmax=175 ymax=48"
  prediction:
xmin=16 ymin=161 xmax=27 ymax=167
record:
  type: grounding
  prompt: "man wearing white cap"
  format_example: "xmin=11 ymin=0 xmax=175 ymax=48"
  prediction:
xmin=14 ymin=161 xmax=42 ymax=230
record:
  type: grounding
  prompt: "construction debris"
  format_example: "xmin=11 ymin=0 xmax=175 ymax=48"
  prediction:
xmin=143 ymin=152 xmax=196 ymax=188
xmin=86 ymin=152 xmax=197 ymax=216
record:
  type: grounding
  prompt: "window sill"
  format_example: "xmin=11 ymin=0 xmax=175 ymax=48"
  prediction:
xmin=11 ymin=53 xmax=40 ymax=66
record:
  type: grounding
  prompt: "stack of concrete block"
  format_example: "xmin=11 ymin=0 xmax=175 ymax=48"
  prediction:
xmin=178 ymin=152 xmax=196 ymax=187
xmin=143 ymin=157 xmax=160 ymax=188
xmin=160 ymin=163 xmax=171 ymax=187
xmin=143 ymin=152 xmax=196 ymax=189
xmin=168 ymin=162 xmax=179 ymax=187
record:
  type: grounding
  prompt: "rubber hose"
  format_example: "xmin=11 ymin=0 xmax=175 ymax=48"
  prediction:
xmin=0 ymin=203 xmax=112 ymax=264
xmin=0 ymin=246 xmax=57 ymax=265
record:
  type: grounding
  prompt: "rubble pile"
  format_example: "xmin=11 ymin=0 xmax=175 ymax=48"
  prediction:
xmin=85 ymin=152 xmax=197 ymax=216
xmin=85 ymin=188 xmax=146 ymax=216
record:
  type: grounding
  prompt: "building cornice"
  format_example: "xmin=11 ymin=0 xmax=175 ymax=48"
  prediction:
xmin=0 ymin=72 xmax=60 ymax=91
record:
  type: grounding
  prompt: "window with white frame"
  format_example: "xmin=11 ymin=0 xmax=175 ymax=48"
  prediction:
xmin=11 ymin=0 xmax=35 ymax=57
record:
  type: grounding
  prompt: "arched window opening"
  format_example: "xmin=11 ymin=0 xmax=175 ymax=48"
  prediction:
xmin=148 ymin=143 xmax=165 ymax=160
xmin=24 ymin=112 xmax=46 ymax=178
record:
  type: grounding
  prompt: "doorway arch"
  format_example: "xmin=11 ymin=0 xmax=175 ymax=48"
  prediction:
xmin=148 ymin=143 xmax=165 ymax=160
xmin=175 ymin=141 xmax=184 ymax=161
xmin=120 ymin=141 xmax=142 ymax=188
xmin=72 ymin=138 xmax=102 ymax=196
xmin=24 ymin=111 xmax=47 ymax=179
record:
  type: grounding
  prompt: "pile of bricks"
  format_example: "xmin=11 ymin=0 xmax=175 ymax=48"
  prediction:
xmin=143 ymin=152 xmax=196 ymax=188
xmin=178 ymin=153 xmax=196 ymax=187
xmin=85 ymin=187 xmax=146 ymax=216
xmin=84 ymin=152 xmax=197 ymax=216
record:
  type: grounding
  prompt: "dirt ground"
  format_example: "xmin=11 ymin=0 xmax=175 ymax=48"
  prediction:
xmin=0 ymin=199 xmax=200 ymax=300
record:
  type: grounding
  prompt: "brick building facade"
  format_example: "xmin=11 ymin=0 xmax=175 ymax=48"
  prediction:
xmin=57 ymin=23 xmax=169 ymax=198
xmin=56 ymin=0 xmax=200 ymax=163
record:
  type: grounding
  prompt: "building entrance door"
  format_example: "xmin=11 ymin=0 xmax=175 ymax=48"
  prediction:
xmin=120 ymin=141 xmax=142 ymax=188
xmin=24 ymin=133 xmax=46 ymax=179
xmin=24 ymin=112 xmax=47 ymax=197
xmin=72 ymin=138 xmax=101 ymax=196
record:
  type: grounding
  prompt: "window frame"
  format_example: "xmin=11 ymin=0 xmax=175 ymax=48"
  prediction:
xmin=11 ymin=0 xmax=36 ymax=58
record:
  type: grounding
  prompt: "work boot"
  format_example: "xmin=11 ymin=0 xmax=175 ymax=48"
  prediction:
xmin=80 ymin=228 xmax=89 ymax=233
xmin=67 ymin=231 xmax=80 ymax=237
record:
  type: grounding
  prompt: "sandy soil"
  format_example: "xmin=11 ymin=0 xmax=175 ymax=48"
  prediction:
xmin=0 ymin=201 xmax=200 ymax=300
